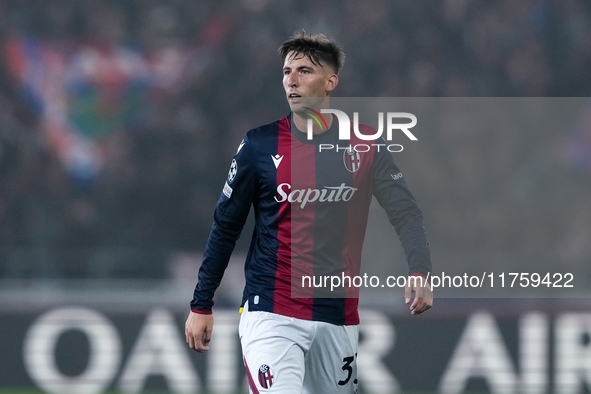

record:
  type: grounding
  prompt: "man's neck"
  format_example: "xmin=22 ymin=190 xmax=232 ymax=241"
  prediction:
xmin=292 ymin=109 xmax=333 ymax=135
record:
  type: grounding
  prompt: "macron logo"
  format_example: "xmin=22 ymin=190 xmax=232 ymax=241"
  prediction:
xmin=272 ymin=154 xmax=284 ymax=169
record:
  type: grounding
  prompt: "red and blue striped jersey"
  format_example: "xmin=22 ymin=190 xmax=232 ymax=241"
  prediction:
xmin=191 ymin=113 xmax=431 ymax=325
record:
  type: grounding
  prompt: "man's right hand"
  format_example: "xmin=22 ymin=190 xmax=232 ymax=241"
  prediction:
xmin=185 ymin=311 xmax=213 ymax=352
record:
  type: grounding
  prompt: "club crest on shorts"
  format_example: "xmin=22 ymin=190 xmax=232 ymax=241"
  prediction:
xmin=258 ymin=364 xmax=274 ymax=388
xmin=343 ymin=148 xmax=361 ymax=173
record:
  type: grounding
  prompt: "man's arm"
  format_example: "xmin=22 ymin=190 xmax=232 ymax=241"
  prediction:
xmin=371 ymin=143 xmax=433 ymax=314
xmin=187 ymin=135 xmax=256 ymax=350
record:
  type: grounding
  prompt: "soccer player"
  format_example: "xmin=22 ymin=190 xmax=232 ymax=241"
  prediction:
xmin=186 ymin=31 xmax=433 ymax=393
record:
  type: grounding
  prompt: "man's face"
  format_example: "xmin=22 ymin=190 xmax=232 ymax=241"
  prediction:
xmin=282 ymin=50 xmax=337 ymax=113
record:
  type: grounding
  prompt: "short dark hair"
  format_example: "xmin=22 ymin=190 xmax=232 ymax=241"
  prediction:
xmin=278 ymin=30 xmax=345 ymax=75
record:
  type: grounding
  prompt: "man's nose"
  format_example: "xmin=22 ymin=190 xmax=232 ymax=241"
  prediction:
xmin=287 ymin=73 xmax=298 ymax=87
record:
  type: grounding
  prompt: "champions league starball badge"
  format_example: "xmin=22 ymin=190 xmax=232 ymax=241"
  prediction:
xmin=228 ymin=159 xmax=237 ymax=182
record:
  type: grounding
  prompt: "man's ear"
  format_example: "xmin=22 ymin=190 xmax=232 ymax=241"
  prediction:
xmin=326 ymin=73 xmax=339 ymax=93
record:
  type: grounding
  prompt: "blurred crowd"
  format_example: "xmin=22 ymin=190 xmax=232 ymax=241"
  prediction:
xmin=0 ymin=0 xmax=590 ymax=281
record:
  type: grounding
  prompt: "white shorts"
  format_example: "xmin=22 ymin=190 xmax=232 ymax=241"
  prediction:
xmin=239 ymin=302 xmax=359 ymax=394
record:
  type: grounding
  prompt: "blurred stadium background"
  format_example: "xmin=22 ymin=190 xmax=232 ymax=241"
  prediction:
xmin=1 ymin=0 xmax=591 ymax=393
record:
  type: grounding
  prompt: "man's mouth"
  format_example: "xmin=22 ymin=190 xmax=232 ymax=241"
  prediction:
xmin=288 ymin=93 xmax=302 ymax=101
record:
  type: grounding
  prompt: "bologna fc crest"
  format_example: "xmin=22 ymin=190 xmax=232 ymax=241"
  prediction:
xmin=343 ymin=148 xmax=361 ymax=173
xmin=258 ymin=364 xmax=274 ymax=388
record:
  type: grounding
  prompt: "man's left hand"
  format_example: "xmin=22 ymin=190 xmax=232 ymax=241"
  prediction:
xmin=405 ymin=275 xmax=433 ymax=315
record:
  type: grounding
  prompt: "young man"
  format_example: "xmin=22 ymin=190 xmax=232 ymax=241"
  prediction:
xmin=186 ymin=31 xmax=433 ymax=393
